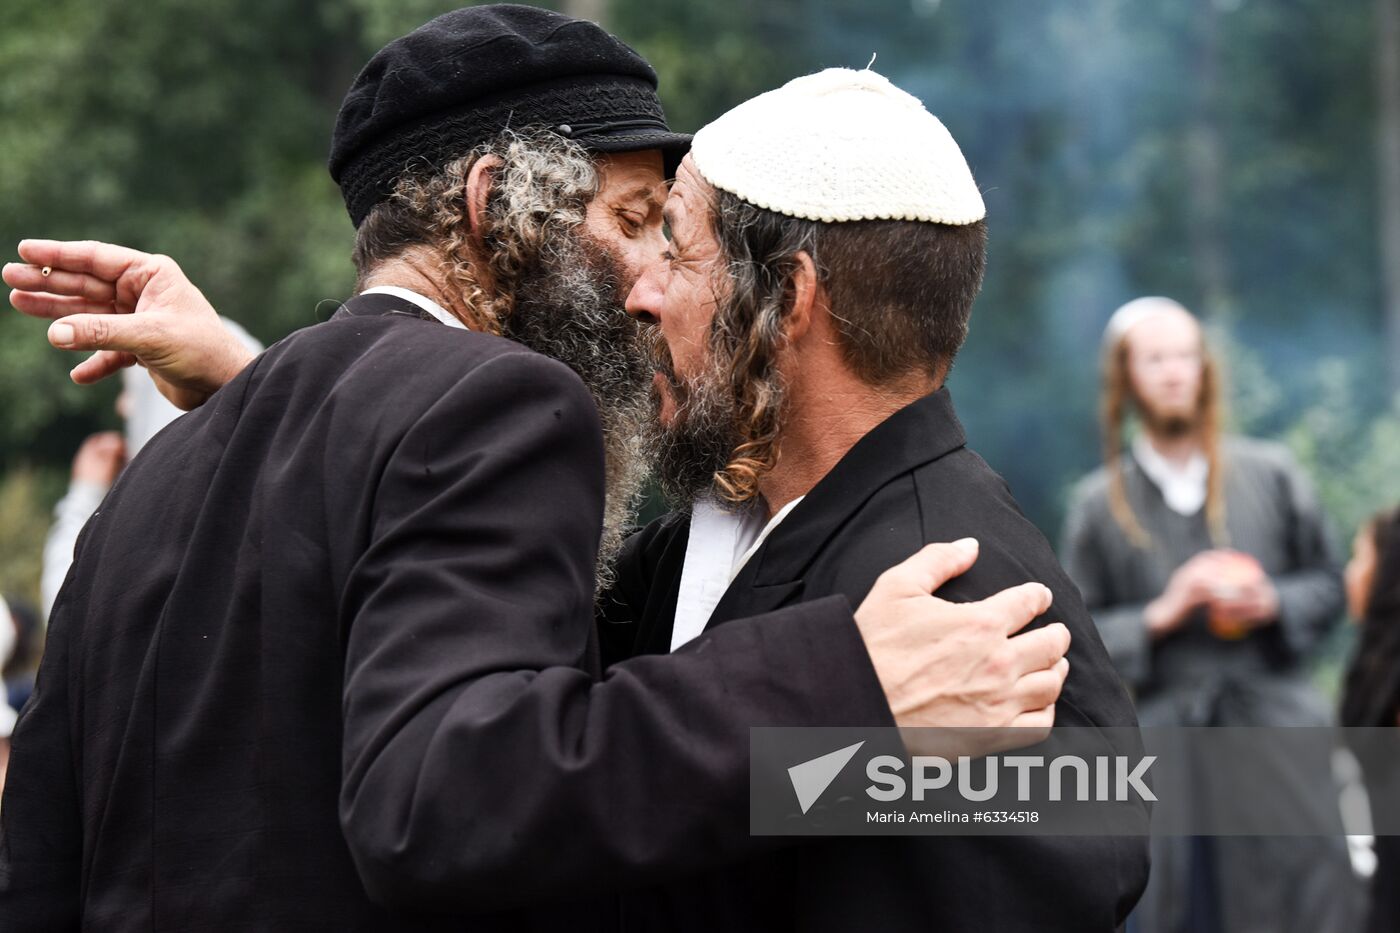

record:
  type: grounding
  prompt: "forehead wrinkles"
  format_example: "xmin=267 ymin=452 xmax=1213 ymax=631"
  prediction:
xmin=664 ymin=196 xmax=725 ymax=290
xmin=668 ymin=161 xmax=720 ymax=238
xmin=603 ymin=179 xmax=668 ymax=207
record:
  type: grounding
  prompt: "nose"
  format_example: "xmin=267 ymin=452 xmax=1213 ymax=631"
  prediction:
xmin=1164 ymin=357 xmax=1196 ymax=385
xmin=625 ymin=255 xmax=664 ymax=325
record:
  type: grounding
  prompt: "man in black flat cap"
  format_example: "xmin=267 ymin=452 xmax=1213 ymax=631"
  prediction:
xmin=0 ymin=6 xmax=1071 ymax=932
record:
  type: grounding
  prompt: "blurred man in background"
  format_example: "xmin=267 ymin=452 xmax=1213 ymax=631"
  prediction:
xmin=1061 ymin=295 xmax=1357 ymax=932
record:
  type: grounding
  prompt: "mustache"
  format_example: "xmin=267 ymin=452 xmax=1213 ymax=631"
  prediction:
xmin=646 ymin=328 xmax=687 ymax=398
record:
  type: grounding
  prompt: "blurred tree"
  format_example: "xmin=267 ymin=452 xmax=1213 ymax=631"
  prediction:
xmin=1378 ymin=0 xmax=1400 ymax=392
xmin=1186 ymin=0 xmax=1233 ymax=319
xmin=562 ymin=0 xmax=608 ymax=27
xmin=0 ymin=469 xmax=63 ymax=607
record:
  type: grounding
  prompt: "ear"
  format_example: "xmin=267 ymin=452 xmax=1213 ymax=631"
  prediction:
xmin=466 ymin=154 xmax=504 ymax=247
xmin=782 ymin=250 xmax=822 ymax=344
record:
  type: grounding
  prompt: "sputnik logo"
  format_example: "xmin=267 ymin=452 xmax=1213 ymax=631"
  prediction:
xmin=787 ymin=741 xmax=866 ymax=814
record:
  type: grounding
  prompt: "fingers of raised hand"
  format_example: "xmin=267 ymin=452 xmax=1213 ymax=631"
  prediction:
xmin=10 ymin=289 xmax=122 ymax=322
xmin=69 ymin=349 xmax=139 ymax=386
xmin=47 ymin=313 xmax=154 ymax=355
xmin=16 ymin=239 xmax=153 ymax=283
xmin=3 ymin=261 xmax=120 ymax=305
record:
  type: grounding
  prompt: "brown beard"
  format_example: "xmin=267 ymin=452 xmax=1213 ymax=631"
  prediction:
xmin=1140 ymin=409 xmax=1198 ymax=439
xmin=503 ymin=230 xmax=654 ymax=592
xmin=1131 ymin=388 xmax=1201 ymax=440
xmin=641 ymin=318 xmax=789 ymax=510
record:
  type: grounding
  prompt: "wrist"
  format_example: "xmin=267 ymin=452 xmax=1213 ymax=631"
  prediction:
xmin=219 ymin=344 xmax=255 ymax=387
xmin=202 ymin=341 xmax=255 ymax=397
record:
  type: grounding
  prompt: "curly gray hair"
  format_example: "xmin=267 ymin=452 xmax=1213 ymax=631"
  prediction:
xmin=353 ymin=129 xmax=652 ymax=592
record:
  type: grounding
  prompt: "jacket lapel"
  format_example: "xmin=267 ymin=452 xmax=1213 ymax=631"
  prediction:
xmin=704 ymin=388 xmax=968 ymax=630
xmin=633 ymin=518 xmax=692 ymax=656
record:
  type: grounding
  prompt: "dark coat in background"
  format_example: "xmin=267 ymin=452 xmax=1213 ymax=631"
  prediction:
xmin=0 ymin=294 xmax=892 ymax=932
xmin=600 ymin=389 xmax=1151 ymax=932
xmin=1341 ymin=507 xmax=1400 ymax=933
xmin=1060 ymin=438 xmax=1359 ymax=933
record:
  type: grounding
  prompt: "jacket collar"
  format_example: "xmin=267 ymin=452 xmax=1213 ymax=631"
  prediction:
xmin=329 ymin=290 xmax=449 ymax=324
xmin=739 ymin=387 xmax=968 ymax=587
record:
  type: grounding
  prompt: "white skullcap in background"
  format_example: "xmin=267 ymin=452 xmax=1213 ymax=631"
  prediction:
xmin=122 ymin=316 xmax=264 ymax=456
xmin=689 ymin=67 xmax=986 ymax=225
xmin=1102 ymin=296 xmax=1196 ymax=351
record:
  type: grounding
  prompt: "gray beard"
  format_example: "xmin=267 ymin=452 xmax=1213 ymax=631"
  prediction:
xmin=503 ymin=232 xmax=654 ymax=593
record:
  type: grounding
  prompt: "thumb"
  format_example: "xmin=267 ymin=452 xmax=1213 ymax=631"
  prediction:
xmin=49 ymin=313 xmax=158 ymax=355
xmin=892 ymin=538 xmax=980 ymax=595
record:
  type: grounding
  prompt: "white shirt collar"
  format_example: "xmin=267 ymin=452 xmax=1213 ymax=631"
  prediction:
xmin=1132 ymin=434 xmax=1208 ymax=517
xmin=670 ymin=495 xmax=805 ymax=652
xmin=359 ymin=285 xmax=466 ymax=330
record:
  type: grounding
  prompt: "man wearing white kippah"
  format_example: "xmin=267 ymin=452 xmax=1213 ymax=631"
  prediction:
xmin=599 ymin=67 xmax=1148 ymax=931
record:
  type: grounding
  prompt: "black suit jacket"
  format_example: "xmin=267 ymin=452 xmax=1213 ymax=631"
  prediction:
xmin=601 ymin=389 xmax=1151 ymax=932
xmin=0 ymin=294 xmax=892 ymax=931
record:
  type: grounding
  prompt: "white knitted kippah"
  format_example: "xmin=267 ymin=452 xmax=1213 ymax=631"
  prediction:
xmin=689 ymin=67 xmax=986 ymax=225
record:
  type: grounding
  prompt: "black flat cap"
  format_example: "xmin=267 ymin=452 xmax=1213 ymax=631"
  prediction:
xmin=330 ymin=4 xmax=691 ymax=227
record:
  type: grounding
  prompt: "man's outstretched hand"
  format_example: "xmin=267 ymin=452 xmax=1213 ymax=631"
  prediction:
xmin=854 ymin=538 xmax=1069 ymax=753
xmin=4 ymin=239 xmax=254 ymax=410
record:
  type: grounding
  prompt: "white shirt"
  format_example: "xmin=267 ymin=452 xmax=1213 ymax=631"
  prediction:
xmin=0 ymin=595 xmax=17 ymax=738
xmin=1132 ymin=435 xmax=1208 ymax=517
xmin=671 ymin=496 xmax=805 ymax=651
xmin=360 ymin=285 xmax=466 ymax=330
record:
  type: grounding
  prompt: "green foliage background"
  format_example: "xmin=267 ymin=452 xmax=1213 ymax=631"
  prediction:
xmin=1 ymin=0 xmax=1396 ymax=621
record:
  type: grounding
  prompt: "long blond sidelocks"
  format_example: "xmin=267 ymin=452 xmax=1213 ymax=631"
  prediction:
xmin=1101 ymin=334 xmax=1229 ymax=549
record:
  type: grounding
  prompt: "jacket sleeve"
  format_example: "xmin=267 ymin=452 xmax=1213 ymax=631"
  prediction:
xmin=1059 ymin=486 xmax=1153 ymax=689
xmin=1266 ymin=452 xmax=1344 ymax=663
xmin=338 ymin=352 xmax=890 ymax=913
